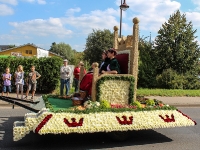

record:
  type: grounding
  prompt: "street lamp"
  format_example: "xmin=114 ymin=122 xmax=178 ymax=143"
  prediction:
xmin=119 ymin=0 xmax=129 ymax=38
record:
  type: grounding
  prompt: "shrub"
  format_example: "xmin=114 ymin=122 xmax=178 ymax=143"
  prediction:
xmin=0 ymin=56 xmax=63 ymax=93
xmin=156 ymin=68 xmax=200 ymax=89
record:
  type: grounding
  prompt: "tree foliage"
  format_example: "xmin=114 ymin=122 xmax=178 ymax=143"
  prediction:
xmin=154 ymin=10 xmax=200 ymax=75
xmin=49 ymin=42 xmax=75 ymax=62
xmin=84 ymin=29 xmax=113 ymax=64
xmin=70 ymin=51 xmax=84 ymax=66
xmin=138 ymin=37 xmax=157 ymax=88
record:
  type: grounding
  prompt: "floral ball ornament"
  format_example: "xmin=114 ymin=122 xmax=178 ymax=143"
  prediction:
xmin=84 ymin=100 xmax=100 ymax=109
xmin=100 ymin=100 xmax=111 ymax=108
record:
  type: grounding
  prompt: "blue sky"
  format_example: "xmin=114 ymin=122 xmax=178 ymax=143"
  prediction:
xmin=1 ymin=0 xmax=200 ymax=52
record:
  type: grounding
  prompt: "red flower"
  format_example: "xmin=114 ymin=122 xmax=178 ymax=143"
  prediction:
xmin=64 ymin=118 xmax=84 ymax=127
xmin=35 ymin=114 xmax=53 ymax=134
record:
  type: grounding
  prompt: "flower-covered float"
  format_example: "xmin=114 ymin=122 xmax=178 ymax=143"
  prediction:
xmin=13 ymin=94 xmax=196 ymax=141
xmin=13 ymin=18 xmax=196 ymax=141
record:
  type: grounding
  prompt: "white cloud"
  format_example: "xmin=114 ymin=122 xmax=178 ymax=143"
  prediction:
xmin=0 ymin=4 xmax=14 ymax=16
xmin=191 ymin=0 xmax=200 ymax=10
xmin=0 ymin=0 xmax=18 ymax=5
xmin=22 ymin=0 xmax=35 ymax=3
xmin=37 ymin=0 xmax=46 ymax=5
xmin=63 ymin=8 xmax=119 ymax=34
xmin=0 ymin=34 xmax=18 ymax=40
xmin=90 ymin=8 xmax=119 ymax=17
xmin=121 ymin=0 xmax=181 ymax=32
xmin=66 ymin=7 xmax=81 ymax=16
xmin=185 ymin=12 xmax=200 ymax=28
xmin=9 ymin=17 xmax=72 ymax=37
xmin=21 ymin=0 xmax=46 ymax=4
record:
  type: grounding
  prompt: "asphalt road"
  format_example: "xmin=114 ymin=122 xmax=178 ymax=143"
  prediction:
xmin=0 ymin=107 xmax=199 ymax=150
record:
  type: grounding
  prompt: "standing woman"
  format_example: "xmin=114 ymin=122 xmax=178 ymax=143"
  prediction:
xmin=15 ymin=65 xmax=24 ymax=99
xmin=101 ymin=48 xmax=120 ymax=74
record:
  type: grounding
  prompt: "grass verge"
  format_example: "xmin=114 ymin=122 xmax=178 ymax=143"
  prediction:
xmin=137 ymin=89 xmax=200 ymax=97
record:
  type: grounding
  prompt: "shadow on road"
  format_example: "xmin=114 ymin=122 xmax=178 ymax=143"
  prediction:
xmin=0 ymin=116 xmax=172 ymax=150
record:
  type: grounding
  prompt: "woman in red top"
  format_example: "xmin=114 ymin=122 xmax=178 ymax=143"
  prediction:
xmin=73 ymin=61 xmax=86 ymax=92
xmin=79 ymin=63 xmax=96 ymax=97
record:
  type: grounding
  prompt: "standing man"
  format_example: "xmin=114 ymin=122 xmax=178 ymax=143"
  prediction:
xmin=60 ymin=59 xmax=71 ymax=96
xmin=73 ymin=61 xmax=86 ymax=93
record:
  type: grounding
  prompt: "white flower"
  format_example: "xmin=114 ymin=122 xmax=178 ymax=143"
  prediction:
xmin=14 ymin=108 xmax=196 ymax=141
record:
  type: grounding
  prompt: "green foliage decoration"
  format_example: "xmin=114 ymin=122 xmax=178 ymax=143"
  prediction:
xmin=100 ymin=100 xmax=111 ymax=109
xmin=96 ymin=75 xmax=135 ymax=104
xmin=145 ymin=99 xmax=155 ymax=106
xmin=131 ymin=101 xmax=142 ymax=108
xmin=43 ymin=95 xmax=177 ymax=114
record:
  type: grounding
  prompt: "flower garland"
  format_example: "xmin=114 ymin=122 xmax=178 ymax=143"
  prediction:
xmin=13 ymin=97 xmax=197 ymax=141
xmin=13 ymin=109 xmax=196 ymax=141
xmin=42 ymin=95 xmax=178 ymax=113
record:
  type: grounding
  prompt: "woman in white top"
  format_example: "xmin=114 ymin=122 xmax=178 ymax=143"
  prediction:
xmin=15 ymin=65 xmax=24 ymax=99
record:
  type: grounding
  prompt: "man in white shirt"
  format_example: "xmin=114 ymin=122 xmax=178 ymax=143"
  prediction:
xmin=60 ymin=59 xmax=71 ymax=96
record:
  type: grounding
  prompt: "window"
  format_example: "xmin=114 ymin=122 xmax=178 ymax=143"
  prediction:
xmin=25 ymin=50 xmax=32 ymax=54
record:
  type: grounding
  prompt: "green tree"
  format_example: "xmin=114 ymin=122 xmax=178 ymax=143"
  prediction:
xmin=138 ymin=37 xmax=157 ymax=88
xmin=154 ymin=10 xmax=200 ymax=75
xmin=49 ymin=42 xmax=75 ymax=62
xmin=70 ymin=51 xmax=84 ymax=66
xmin=84 ymin=29 xmax=113 ymax=64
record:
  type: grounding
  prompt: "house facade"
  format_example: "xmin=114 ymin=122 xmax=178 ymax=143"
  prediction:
xmin=0 ymin=43 xmax=59 ymax=58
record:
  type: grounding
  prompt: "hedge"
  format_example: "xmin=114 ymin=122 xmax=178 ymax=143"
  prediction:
xmin=0 ymin=56 xmax=63 ymax=93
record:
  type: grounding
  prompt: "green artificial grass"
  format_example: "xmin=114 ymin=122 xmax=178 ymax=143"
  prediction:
xmin=47 ymin=97 xmax=73 ymax=110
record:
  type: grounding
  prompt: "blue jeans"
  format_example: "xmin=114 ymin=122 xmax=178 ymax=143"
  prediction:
xmin=73 ymin=78 xmax=79 ymax=93
xmin=60 ymin=79 xmax=70 ymax=96
xmin=2 ymin=85 xmax=11 ymax=93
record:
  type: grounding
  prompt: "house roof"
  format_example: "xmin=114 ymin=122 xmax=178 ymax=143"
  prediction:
xmin=0 ymin=43 xmax=46 ymax=52
xmin=0 ymin=43 xmax=62 ymax=57
xmin=0 ymin=45 xmax=12 ymax=51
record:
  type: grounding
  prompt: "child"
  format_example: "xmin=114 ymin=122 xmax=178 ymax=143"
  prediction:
xmin=2 ymin=67 xmax=12 ymax=96
xmin=15 ymin=65 xmax=24 ymax=99
xmin=24 ymin=65 xmax=41 ymax=100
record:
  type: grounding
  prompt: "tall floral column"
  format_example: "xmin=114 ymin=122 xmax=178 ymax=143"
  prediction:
xmin=91 ymin=62 xmax=99 ymax=101
xmin=113 ymin=26 xmax=119 ymax=49
xmin=131 ymin=17 xmax=139 ymax=101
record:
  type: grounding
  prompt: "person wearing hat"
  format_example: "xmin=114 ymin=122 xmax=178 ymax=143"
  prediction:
xmin=101 ymin=48 xmax=120 ymax=74
xmin=60 ymin=59 xmax=71 ymax=96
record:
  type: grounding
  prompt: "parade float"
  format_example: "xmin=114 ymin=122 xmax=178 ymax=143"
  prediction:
xmin=12 ymin=18 xmax=196 ymax=141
